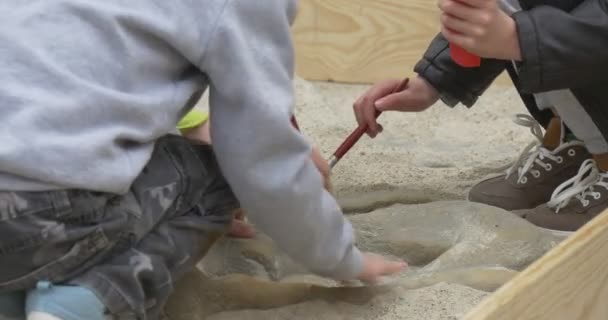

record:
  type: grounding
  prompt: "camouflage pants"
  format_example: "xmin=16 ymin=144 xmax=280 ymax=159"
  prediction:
xmin=0 ymin=135 xmax=239 ymax=319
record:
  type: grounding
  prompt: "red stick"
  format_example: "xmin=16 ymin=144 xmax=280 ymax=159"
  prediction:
xmin=290 ymin=115 xmax=300 ymax=131
xmin=329 ymin=77 xmax=410 ymax=168
xmin=450 ymin=43 xmax=481 ymax=68
xmin=447 ymin=0 xmax=481 ymax=68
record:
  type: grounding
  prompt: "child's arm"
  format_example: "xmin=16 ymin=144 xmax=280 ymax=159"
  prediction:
xmin=511 ymin=0 xmax=608 ymax=93
xmin=412 ymin=34 xmax=506 ymax=108
xmin=352 ymin=32 xmax=509 ymax=136
xmin=198 ymin=1 xmax=363 ymax=280
xmin=439 ymin=0 xmax=608 ymax=94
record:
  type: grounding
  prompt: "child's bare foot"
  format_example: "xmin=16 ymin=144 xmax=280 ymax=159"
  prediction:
xmin=228 ymin=209 xmax=256 ymax=238
xmin=228 ymin=219 xmax=256 ymax=238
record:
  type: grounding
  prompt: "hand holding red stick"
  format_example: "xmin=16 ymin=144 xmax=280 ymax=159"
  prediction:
xmin=439 ymin=0 xmax=522 ymax=63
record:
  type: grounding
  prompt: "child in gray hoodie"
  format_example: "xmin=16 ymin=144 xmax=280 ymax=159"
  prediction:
xmin=0 ymin=1 xmax=405 ymax=319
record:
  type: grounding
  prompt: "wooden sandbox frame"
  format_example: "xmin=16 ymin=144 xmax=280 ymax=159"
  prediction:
xmin=462 ymin=209 xmax=608 ymax=319
xmin=292 ymin=2 xmax=608 ymax=319
xmin=292 ymin=0 xmax=510 ymax=84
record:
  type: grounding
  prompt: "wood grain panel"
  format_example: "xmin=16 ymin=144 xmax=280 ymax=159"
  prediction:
xmin=292 ymin=0 xmax=510 ymax=85
xmin=465 ymin=210 xmax=608 ymax=320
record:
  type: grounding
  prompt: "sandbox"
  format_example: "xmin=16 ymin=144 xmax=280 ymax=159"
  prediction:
xmin=162 ymin=0 xmax=608 ymax=317
xmin=162 ymin=78 xmax=608 ymax=320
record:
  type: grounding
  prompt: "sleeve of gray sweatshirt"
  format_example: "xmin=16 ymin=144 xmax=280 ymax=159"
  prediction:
xmin=197 ymin=0 xmax=364 ymax=280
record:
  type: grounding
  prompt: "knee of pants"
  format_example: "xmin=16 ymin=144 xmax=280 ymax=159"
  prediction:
xmin=25 ymin=282 xmax=106 ymax=320
xmin=0 ymin=291 xmax=25 ymax=320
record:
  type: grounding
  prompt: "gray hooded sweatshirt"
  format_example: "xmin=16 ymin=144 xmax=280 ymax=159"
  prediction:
xmin=0 ymin=0 xmax=363 ymax=280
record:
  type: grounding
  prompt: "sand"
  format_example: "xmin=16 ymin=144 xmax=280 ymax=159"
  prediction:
xmin=166 ymin=202 xmax=564 ymax=320
xmin=171 ymin=78 xmax=560 ymax=319
xmin=206 ymin=283 xmax=488 ymax=320
xmin=291 ymin=77 xmax=532 ymax=212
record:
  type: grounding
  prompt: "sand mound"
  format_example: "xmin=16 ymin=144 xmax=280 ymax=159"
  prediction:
xmin=207 ymin=283 xmax=488 ymax=320
xmin=166 ymin=202 xmax=564 ymax=319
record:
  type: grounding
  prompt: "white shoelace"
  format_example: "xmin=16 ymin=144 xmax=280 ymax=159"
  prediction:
xmin=505 ymin=114 xmax=584 ymax=184
xmin=547 ymin=159 xmax=608 ymax=213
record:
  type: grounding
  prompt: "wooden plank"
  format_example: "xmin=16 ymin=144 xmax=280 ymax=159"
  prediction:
xmin=464 ymin=209 xmax=608 ymax=320
xmin=292 ymin=0 xmax=438 ymax=84
xmin=291 ymin=0 xmax=511 ymax=85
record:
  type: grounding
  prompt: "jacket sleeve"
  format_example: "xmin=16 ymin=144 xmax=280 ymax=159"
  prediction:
xmin=513 ymin=0 xmax=608 ymax=93
xmin=413 ymin=34 xmax=507 ymax=107
xmin=198 ymin=0 xmax=363 ymax=280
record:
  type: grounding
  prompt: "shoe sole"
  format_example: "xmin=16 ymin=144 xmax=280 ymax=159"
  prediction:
xmin=467 ymin=188 xmax=575 ymax=237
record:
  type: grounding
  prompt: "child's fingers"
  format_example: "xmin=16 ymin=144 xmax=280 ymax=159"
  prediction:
xmin=439 ymin=0 xmax=473 ymax=20
xmin=354 ymin=82 xmax=397 ymax=137
xmin=310 ymin=146 xmax=330 ymax=178
xmin=380 ymin=260 xmax=408 ymax=276
xmin=439 ymin=0 xmax=490 ymax=23
xmin=362 ymin=96 xmax=381 ymax=137
xmin=441 ymin=26 xmax=475 ymax=52
xmin=440 ymin=13 xmax=481 ymax=37
xmin=446 ymin=0 xmax=489 ymax=9
xmin=358 ymin=253 xmax=408 ymax=284
xmin=353 ymin=96 xmax=379 ymax=137
xmin=353 ymin=95 xmax=371 ymax=132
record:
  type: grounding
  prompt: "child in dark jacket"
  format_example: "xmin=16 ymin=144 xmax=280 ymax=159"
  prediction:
xmin=353 ymin=0 xmax=608 ymax=234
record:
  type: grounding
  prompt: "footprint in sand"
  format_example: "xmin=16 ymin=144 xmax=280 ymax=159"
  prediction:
xmin=164 ymin=200 xmax=565 ymax=320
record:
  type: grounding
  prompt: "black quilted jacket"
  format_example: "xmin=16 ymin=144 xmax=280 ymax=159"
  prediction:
xmin=414 ymin=0 xmax=608 ymax=136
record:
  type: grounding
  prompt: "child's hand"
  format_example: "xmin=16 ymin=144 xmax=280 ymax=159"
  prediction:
xmin=311 ymin=145 xmax=332 ymax=191
xmin=439 ymin=0 xmax=521 ymax=60
xmin=357 ymin=253 xmax=408 ymax=284
xmin=353 ymin=76 xmax=439 ymax=138
xmin=227 ymin=145 xmax=332 ymax=240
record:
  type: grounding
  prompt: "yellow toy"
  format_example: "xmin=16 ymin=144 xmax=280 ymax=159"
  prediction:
xmin=177 ymin=109 xmax=209 ymax=135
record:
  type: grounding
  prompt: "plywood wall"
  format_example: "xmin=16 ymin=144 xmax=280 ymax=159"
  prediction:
xmin=465 ymin=210 xmax=608 ymax=320
xmin=291 ymin=0 xmax=441 ymax=84
xmin=292 ymin=0 xmax=510 ymax=85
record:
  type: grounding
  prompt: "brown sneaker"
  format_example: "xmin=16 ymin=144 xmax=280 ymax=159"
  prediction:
xmin=468 ymin=115 xmax=591 ymax=211
xmin=520 ymin=159 xmax=608 ymax=235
